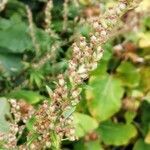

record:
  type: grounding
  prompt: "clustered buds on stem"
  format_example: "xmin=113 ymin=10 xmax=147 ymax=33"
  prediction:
xmin=26 ymin=6 xmax=40 ymax=54
xmin=63 ymin=0 xmax=69 ymax=31
xmin=44 ymin=0 xmax=57 ymax=38
xmin=0 ymin=99 xmax=34 ymax=149
xmin=29 ymin=0 xmax=137 ymax=148
xmin=0 ymin=0 xmax=141 ymax=149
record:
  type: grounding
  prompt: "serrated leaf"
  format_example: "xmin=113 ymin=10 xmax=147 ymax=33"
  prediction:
xmin=97 ymin=121 xmax=137 ymax=146
xmin=73 ymin=113 xmax=98 ymax=137
xmin=133 ymin=139 xmax=150 ymax=150
xmin=7 ymin=90 xmax=44 ymax=104
xmin=0 ymin=98 xmax=11 ymax=133
xmin=116 ymin=61 xmax=140 ymax=88
xmin=86 ymin=74 xmax=124 ymax=122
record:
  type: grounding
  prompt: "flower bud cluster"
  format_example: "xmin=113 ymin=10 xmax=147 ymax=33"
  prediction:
xmin=9 ymin=99 xmax=35 ymax=123
xmin=0 ymin=124 xmax=18 ymax=149
xmin=31 ymin=1 xmax=135 ymax=147
xmin=0 ymin=99 xmax=34 ymax=149
xmin=45 ymin=0 xmax=53 ymax=32
xmin=44 ymin=0 xmax=57 ymax=38
xmin=26 ymin=6 xmax=40 ymax=54
xmin=1 ymin=0 xmax=140 ymax=149
xmin=63 ymin=0 xmax=69 ymax=30
xmin=31 ymin=0 xmax=138 ymax=147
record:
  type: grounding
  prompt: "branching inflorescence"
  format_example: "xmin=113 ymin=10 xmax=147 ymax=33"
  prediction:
xmin=0 ymin=0 xmax=141 ymax=149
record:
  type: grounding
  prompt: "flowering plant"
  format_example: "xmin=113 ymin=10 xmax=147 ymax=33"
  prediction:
xmin=1 ymin=0 xmax=150 ymax=149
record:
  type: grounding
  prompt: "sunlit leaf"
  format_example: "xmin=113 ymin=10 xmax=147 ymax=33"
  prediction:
xmin=7 ymin=90 xmax=44 ymax=104
xmin=97 ymin=121 xmax=137 ymax=146
xmin=73 ymin=112 xmax=98 ymax=137
xmin=116 ymin=61 xmax=140 ymax=88
xmin=86 ymin=74 xmax=124 ymax=122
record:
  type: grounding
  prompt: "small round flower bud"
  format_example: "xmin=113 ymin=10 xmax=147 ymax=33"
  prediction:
xmin=119 ymin=3 xmax=126 ymax=10
xmin=100 ymin=30 xmax=107 ymax=36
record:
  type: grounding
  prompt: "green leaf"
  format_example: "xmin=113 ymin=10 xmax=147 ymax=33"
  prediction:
xmin=140 ymin=67 xmax=150 ymax=92
xmin=26 ymin=117 xmax=36 ymax=132
xmin=141 ymin=102 xmax=150 ymax=135
xmin=133 ymin=139 xmax=150 ymax=150
xmin=30 ymin=71 xmax=44 ymax=88
xmin=35 ymin=28 xmax=53 ymax=51
xmin=0 ymin=53 xmax=23 ymax=76
xmin=0 ymin=17 xmax=32 ymax=53
xmin=97 ymin=121 xmax=137 ymax=146
xmin=116 ymin=61 xmax=140 ymax=88
xmin=0 ymin=98 xmax=11 ymax=133
xmin=7 ymin=90 xmax=44 ymax=104
xmin=77 ymin=23 xmax=92 ymax=37
xmin=74 ymin=140 xmax=103 ymax=150
xmin=92 ymin=43 xmax=113 ymax=76
xmin=86 ymin=74 xmax=124 ymax=122
xmin=124 ymin=111 xmax=137 ymax=124
xmin=73 ymin=112 xmax=98 ymax=137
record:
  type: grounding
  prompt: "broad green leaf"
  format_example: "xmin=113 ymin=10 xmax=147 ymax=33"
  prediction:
xmin=116 ymin=61 xmax=140 ymax=88
xmin=86 ymin=74 xmax=124 ymax=122
xmin=7 ymin=90 xmax=44 ymax=104
xmin=92 ymin=43 xmax=113 ymax=76
xmin=91 ymin=60 xmax=108 ymax=76
xmin=133 ymin=139 xmax=150 ymax=150
xmin=0 ymin=53 xmax=23 ymax=76
xmin=102 ymin=43 xmax=113 ymax=61
xmin=73 ymin=112 xmax=98 ymax=137
xmin=0 ymin=17 xmax=32 ymax=53
xmin=0 ymin=98 xmax=11 ymax=133
xmin=35 ymin=28 xmax=53 ymax=51
xmin=74 ymin=140 xmax=103 ymax=150
xmin=97 ymin=121 xmax=137 ymax=146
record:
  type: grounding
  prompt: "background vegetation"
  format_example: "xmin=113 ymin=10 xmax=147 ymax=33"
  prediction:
xmin=0 ymin=0 xmax=150 ymax=149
